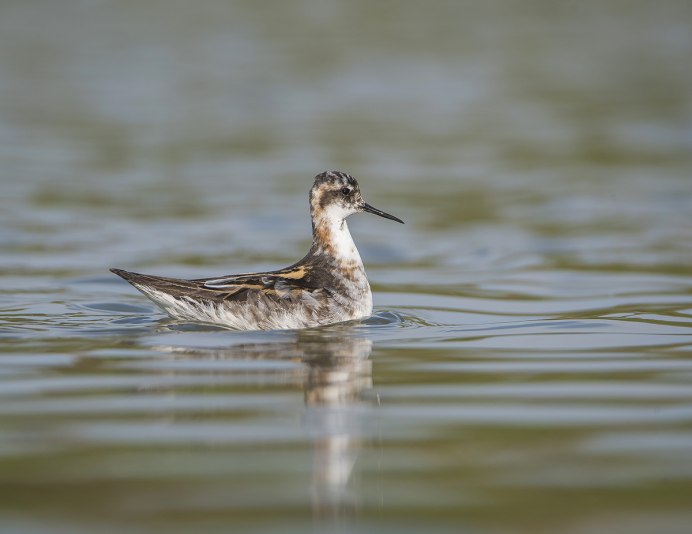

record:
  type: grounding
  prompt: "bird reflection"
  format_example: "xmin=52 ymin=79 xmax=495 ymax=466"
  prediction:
xmin=300 ymin=336 xmax=372 ymax=526
xmin=155 ymin=329 xmax=373 ymax=527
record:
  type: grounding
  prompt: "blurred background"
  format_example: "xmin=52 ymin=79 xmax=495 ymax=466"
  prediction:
xmin=1 ymin=1 xmax=692 ymax=533
xmin=3 ymin=0 xmax=690 ymax=274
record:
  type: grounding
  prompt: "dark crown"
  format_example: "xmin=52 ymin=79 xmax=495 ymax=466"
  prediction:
xmin=313 ymin=170 xmax=357 ymax=188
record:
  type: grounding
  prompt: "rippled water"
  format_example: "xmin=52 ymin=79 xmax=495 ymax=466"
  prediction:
xmin=2 ymin=1 xmax=692 ymax=533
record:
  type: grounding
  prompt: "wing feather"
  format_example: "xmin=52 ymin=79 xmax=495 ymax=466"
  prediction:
xmin=201 ymin=268 xmax=321 ymax=303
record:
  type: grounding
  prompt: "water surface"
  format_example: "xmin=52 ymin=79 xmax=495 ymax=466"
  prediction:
xmin=1 ymin=1 xmax=692 ymax=533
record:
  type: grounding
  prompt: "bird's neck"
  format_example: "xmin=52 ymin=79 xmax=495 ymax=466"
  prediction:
xmin=311 ymin=216 xmax=364 ymax=268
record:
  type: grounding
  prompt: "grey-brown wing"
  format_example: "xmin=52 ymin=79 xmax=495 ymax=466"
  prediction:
xmin=200 ymin=272 xmax=326 ymax=304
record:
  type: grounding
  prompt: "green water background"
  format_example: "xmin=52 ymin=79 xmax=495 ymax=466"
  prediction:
xmin=1 ymin=1 xmax=692 ymax=533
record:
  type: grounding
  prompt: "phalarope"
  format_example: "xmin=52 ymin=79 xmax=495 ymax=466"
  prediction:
xmin=111 ymin=171 xmax=403 ymax=331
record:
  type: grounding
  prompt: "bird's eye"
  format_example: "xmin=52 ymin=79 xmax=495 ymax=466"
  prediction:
xmin=341 ymin=187 xmax=351 ymax=196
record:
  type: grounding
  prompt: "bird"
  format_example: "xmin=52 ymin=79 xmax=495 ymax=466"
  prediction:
xmin=110 ymin=171 xmax=404 ymax=331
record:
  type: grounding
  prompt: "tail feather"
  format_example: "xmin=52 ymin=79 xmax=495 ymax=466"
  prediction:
xmin=109 ymin=268 xmax=159 ymax=287
xmin=110 ymin=268 xmax=203 ymax=294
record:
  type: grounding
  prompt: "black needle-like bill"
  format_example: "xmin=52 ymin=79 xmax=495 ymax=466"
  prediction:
xmin=362 ymin=203 xmax=404 ymax=224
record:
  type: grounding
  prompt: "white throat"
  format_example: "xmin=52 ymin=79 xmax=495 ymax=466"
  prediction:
xmin=314 ymin=215 xmax=364 ymax=266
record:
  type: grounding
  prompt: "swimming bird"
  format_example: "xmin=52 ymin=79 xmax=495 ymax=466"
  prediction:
xmin=110 ymin=171 xmax=403 ymax=330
